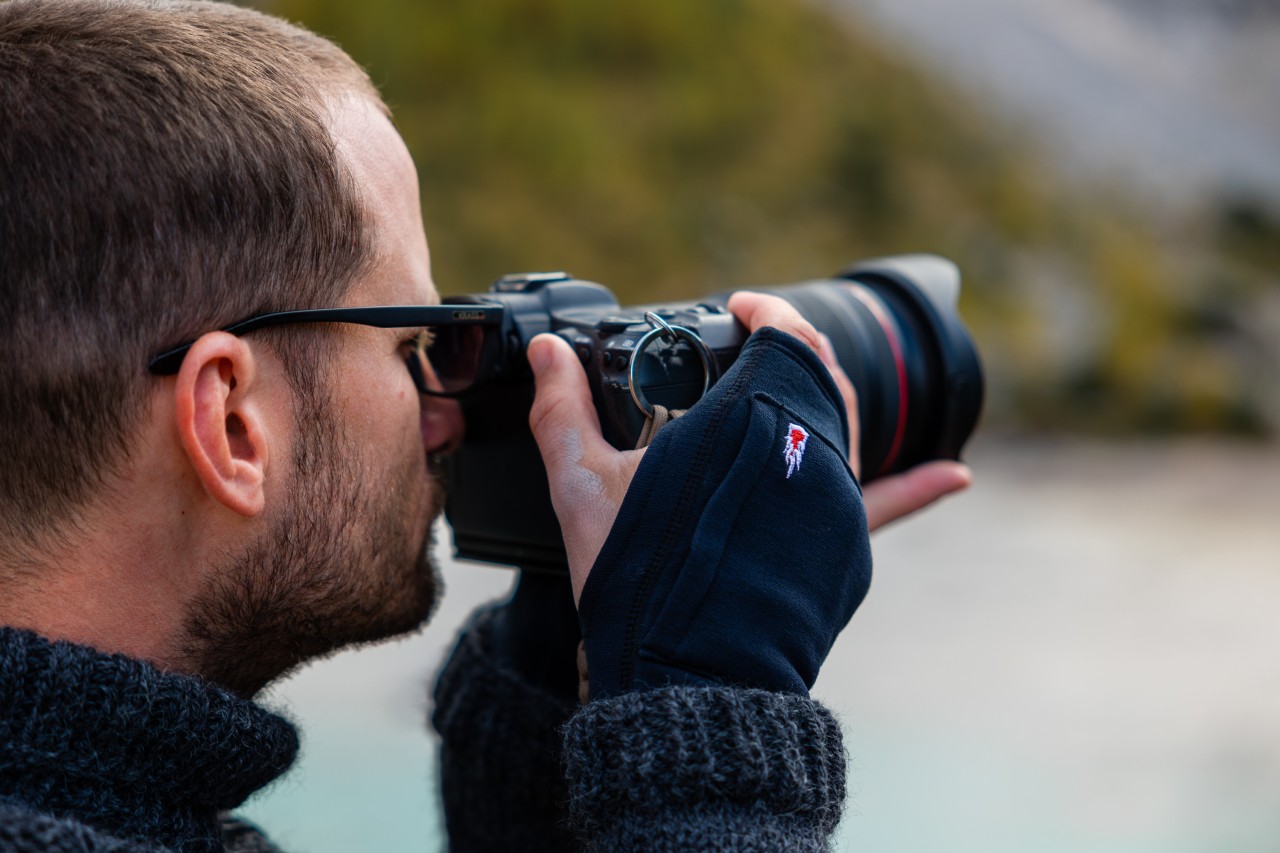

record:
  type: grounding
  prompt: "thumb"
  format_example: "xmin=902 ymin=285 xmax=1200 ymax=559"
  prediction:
xmin=527 ymin=334 xmax=611 ymax=473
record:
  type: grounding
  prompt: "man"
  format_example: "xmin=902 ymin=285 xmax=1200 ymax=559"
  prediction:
xmin=0 ymin=1 xmax=969 ymax=850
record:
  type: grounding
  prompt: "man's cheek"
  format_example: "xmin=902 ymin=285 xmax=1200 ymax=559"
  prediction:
xmin=420 ymin=397 xmax=464 ymax=456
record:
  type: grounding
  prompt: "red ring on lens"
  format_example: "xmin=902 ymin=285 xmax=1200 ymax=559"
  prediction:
xmin=848 ymin=285 xmax=908 ymax=476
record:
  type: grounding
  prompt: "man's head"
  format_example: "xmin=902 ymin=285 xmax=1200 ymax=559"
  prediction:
xmin=0 ymin=0 xmax=459 ymax=693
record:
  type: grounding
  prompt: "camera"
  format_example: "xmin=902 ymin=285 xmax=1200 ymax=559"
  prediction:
xmin=441 ymin=254 xmax=983 ymax=572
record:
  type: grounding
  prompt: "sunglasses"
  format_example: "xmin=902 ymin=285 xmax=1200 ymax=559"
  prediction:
xmin=147 ymin=304 xmax=505 ymax=397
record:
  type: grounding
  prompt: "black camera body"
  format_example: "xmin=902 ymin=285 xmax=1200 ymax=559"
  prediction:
xmin=442 ymin=254 xmax=983 ymax=572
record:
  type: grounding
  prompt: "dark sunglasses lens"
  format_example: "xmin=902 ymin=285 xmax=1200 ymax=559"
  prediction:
xmin=411 ymin=325 xmax=487 ymax=395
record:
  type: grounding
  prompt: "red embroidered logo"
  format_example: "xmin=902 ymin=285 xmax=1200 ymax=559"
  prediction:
xmin=784 ymin=423 xmax=809 ymax=479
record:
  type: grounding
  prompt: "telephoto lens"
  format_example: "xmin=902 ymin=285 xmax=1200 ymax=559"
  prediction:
xmin=743 ymin=254 xmax=982 ymax=479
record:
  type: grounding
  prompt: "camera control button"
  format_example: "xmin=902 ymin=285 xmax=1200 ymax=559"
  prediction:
xmin=614 ymin=354 xmax=629 ymax=370
xmin=599 ymin=315 xmax=636 ymax=334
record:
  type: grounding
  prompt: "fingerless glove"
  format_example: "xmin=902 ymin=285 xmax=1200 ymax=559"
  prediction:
xmin=578 ymin=327 xmax=872 ymax=699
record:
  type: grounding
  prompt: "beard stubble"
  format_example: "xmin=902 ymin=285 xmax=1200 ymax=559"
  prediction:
xmin=178 ymin=381 xmax=444 ymax=697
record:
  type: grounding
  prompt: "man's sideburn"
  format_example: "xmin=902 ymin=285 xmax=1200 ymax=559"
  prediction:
xmin=178 ymin=369 xmax=441 ymax=696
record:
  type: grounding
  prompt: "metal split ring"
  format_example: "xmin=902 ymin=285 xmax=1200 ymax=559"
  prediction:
xmin=628 ymin=311 xmax=719 ymax=417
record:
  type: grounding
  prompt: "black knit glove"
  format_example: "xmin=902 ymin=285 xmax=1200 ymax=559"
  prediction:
xmin=577 ymin=327 xmax=872 ymax=699
xmin=487 ymin=570 xmax=582 ymax=707
xmin=432 ymin=577 xmax=581 ymax=853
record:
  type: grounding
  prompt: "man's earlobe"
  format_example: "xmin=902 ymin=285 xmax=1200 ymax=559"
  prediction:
xmin=174 ymin=332 xmax=270 ymax=517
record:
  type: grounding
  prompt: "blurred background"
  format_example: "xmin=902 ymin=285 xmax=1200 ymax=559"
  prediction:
xmin=235 ymin=0 xmax=1280 ymax=849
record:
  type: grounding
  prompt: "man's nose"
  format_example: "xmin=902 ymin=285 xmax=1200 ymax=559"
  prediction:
xmin=421 ymin=395 xmax=465 ymax=456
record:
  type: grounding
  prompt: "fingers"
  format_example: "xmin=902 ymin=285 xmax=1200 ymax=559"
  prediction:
xmin=527 ymin=334 xmax=612 ymax=473
xmin=728 ymin=292 xmax=861 ymax=474
xmin=863 ymin=460 xmax=972 ymax=532
xmin=817 ymin=333 xmax=860 ymax=478
xmin=727 ymin=291 xmax=824 ymax=351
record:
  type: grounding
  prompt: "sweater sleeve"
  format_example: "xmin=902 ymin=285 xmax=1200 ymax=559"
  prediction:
xmin=562 ymin=685 xmax=847 ymax=852
xmin=435 ymin=329 xmax=862 ymax=851
xmin=561 ymin=328 xmax=858 ymax=849
xmin=431 ymin=598 xmax=581 ymax=853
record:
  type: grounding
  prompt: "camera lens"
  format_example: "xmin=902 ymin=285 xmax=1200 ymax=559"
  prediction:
xmin=761 ymin=255 xmax=983 ymax=480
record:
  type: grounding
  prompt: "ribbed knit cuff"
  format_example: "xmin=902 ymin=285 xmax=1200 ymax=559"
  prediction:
xmin=563 ymin=686 xmax=847 ymax=850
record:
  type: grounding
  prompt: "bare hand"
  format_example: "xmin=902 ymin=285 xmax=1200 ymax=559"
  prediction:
xmin=526 ymin=333 xmax=645 ymax=602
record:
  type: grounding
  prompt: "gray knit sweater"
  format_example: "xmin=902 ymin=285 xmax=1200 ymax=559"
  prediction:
xmin=432 ymin=603 xmax=848 ymax=851
xmin=0 ymin=616 xmax=847 ymax=851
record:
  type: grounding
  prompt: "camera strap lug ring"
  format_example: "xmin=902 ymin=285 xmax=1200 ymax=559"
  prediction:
xmin=628 ymin=312 xmax=719 ymax=418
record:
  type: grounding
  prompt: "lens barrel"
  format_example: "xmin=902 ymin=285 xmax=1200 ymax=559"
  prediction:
xmin=757 ymin=255 xmax=982 ymax=478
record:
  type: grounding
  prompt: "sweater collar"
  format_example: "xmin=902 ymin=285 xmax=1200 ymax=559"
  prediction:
xmin=0 ymin=627 xmax=298 ymax=851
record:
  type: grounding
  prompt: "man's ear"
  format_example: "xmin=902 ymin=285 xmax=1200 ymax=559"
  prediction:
xmin=174 ymin=332 xmax=271 ymax=517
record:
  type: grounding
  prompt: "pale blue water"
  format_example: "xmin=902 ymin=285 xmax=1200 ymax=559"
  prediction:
xmin=242 ymin=720 xmax=443 ymax=852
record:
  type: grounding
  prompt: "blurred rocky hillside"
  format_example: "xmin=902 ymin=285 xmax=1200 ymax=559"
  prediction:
xmin=253 ymin=0 xmax=1280 ymax=437
xmin=1114 ymin=0 xmax=1280 ymax=24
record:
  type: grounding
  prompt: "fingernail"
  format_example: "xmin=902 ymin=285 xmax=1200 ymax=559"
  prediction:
xmin=940 ymin=461 xmax=974 ymax=489
xmin=527 ymin=337 xmax=552 ymax=375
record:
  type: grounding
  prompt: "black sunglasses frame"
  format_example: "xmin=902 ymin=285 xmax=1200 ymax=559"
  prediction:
xmin=147 ymin=304 xmax=505 ymax=397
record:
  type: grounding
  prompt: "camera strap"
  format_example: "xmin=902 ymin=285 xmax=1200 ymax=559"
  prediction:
xmin=635 ymin=404 xmax=687 ymax=449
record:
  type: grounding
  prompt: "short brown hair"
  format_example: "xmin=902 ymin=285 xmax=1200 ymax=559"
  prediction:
xmin=0 ymin=0 xmax=381 ymax=554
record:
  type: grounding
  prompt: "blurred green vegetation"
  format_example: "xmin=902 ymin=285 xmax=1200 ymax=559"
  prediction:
xmin=253 ymin=0 xmax=1279 ymax=436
